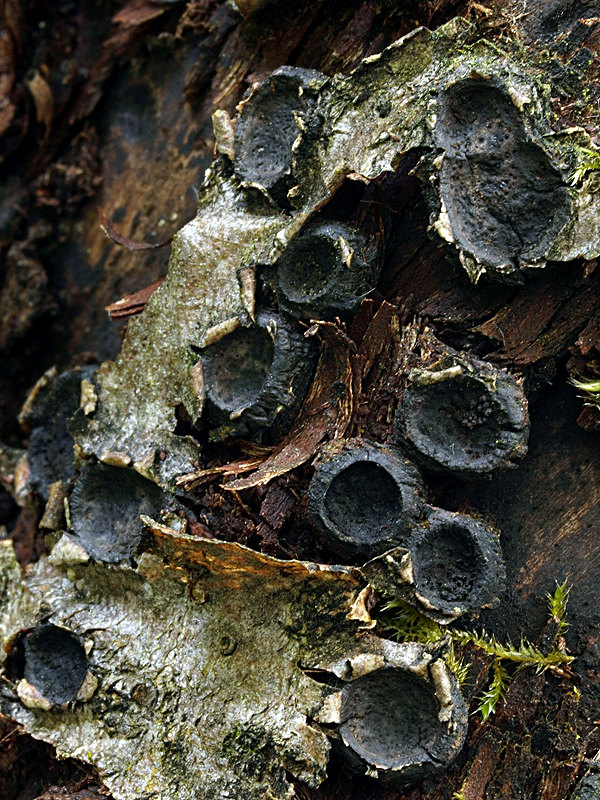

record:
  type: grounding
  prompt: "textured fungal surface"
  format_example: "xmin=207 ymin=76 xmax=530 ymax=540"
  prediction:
xmin=396 ymin=357 xmax=529 ymax=479
xmin=434 ymin=80 xmax=571 ymax=282
xmin=21 ymin=624 xmax=89 ymax=706
xmin=234 ymin=66 xmax=325 ymax=204
xmin=200 ymin=309 xmax=317 ymax=442
xmin=22 ymin=367 xmax=95 ymax=500
xmin=69 ymin=464 xmax=166 ymax=562
xmin=272 ymin=222 xmax=378 ymax=320
xmin=308 ymin=440 xmax=423 ymax=561
xmin=8 ymin=20 xmax=600 ymax=799
xmin=338 ymin=663 xmax=467 ymax=783
xmin=406 ymin=508 xmax=506 ymax=620
xmin=0 ymin=532 xmax=464 ymax=800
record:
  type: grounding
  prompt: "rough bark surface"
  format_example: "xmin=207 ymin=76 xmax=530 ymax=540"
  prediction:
xmin=1 ymin=1 xmax=599 ymax=799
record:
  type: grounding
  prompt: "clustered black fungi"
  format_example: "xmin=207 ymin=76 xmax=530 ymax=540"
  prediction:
xmin=197 ymin=67 xmax=384 ymax=444
xmin=69 ymin=463 xmax=166 ymax=563
xmin=23 ymin=623 xmax=89 ymax=706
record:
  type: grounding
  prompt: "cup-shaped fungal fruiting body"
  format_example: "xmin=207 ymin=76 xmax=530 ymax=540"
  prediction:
xmin=325 ymin=642 xmax=468 ymax=785
xmin=307 ymin=439 xmax=423 ymax=563
xmin=200 ymin=310 xmax=317 ymax=443
xmin=403 ymin=507 xmax=506 ymax=622
xmin=234 ymin=66 xmax=326 ymax=205
xmin=270 ymin=221 xmax=379 ymax=320
xmin=18 ymin=623 xmax=90 ymax=708
xmin=432 ymin=79 xmax=571 ymax=284
xmin=395 ymin=356 xmax=528 ymax=480
xmin=21 ymin=366 xmax=96 ymax=500
xmin=69 ymin=463 xmax=165 ymax=563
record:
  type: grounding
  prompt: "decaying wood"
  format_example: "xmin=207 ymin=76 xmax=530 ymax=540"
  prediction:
xmin=1 ymin=1 xmax=600 ymax=799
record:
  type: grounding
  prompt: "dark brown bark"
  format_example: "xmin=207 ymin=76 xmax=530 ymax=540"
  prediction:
xmin=1 ymin=1 xmax=599 ymax=799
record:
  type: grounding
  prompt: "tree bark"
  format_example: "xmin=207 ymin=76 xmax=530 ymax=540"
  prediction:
xmin=1 ymin=1 xmax=599 ymax=799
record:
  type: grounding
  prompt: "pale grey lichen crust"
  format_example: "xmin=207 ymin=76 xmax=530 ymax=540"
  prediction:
xmin=71 ymin=20 xmax=600 ymax=488
xmin=0 ymin=531 xmax=465 ymax=800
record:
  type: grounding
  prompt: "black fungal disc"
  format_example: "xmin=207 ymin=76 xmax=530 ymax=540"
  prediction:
xmin=396 ymin=360 xmax=528 ymax=479
xmin=569 ymin=774 xmax=600 ymax=800
xmin=200 ymin=310 xmax=317 ymax=443
xmin=273 ymin=221 xmax=379 ymax=320
xmin=407 ymin=507 xmax=506 ymax=619
xmin=26 ymin=367 xmax=96 ymax=500
xmin=338 ymin=665 xmax=467 ymax=784
xmin=435 ymin=79 xmax=570 ymax=279
xmin=234 ymin=66 xmax=325 ymax=205
xmin=69 ymin=463 xmax=165 ymax=563
xmin=23 ymin=624 xmax=88 ymax=706
xmin=307 ymin=439 xmax=423 ymax=563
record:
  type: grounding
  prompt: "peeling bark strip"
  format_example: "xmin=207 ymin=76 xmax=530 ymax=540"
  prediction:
xmin=0 ymin=530 xmax=467 ymax=800
xmin=69 ymin=20 xmax=600 ymax=489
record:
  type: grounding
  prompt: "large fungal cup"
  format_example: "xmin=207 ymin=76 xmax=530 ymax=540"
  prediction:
xmin=234 ymin=66 xmax=325 ymax=204
xmin=22 ymin=624 xmax=89 ymax=706
xmin=407 ymin=508 xmax=506 ymax=619
xmin=308 ymin=440 xmax=423 ymax=562
xmin=340 ymin=669 xmax=440 ymax=769
xmin=434 ymin=79 xmax=570 ymax=278
xmin=396 ymin=359 xmax=528 ymax=479
xmin=69 ymin=463 xmax=165 ymax=563
xmin=334 ymin=653 xmax=468 ymax=784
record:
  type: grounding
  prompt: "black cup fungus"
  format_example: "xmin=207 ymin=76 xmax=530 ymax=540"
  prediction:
xmin=25 ymin=367 xmax=96 ymax=500
xmin=396 ymin=358 xmax=528 ymax=480
xmin=406 ymin=507 xmax=506 ymax=621
xmin=234 ymin=66 xmax=325 ymax=205
xmin=337 ymin=662 xmax=468 ymax=784
xmin=434 ymin=79 xmax=570 ymax=282
xmin=272 ymin=221 xmax=379 ymax=320
xmin=70 ymin=463 xmax=166 ymax=563
xmin=23 ymin=623 xmax=88 ymax=706
xmin=308 ymin=440 xmax=423 ymax=562
xmin=200 ymin=310 xmax=317 ymax=443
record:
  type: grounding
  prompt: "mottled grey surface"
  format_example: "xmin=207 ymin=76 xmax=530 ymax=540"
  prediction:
xmin=0 ymin=530 xmax=467 ymax=800
xmin=70 ymin=21 xmax=600 ymax=488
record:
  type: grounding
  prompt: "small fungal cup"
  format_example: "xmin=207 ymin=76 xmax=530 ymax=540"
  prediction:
xmin=272 ymin=221 xmax=379 ymax=320
xmin=23 ymin=367 xmax=96 ymax=500
xmin=21 ymin=623 xmax=89 ymax=706
xmin=308 ymin=439 xmax=423 ymax=562
xmin=200 ymin=310 xmax=317 ymax=443
xmin=405 ymin=507 xmax=506 ymax=621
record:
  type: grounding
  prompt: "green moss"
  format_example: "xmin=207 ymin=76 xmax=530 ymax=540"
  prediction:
xmin=377 ymin=582 xmax=574 ymax=720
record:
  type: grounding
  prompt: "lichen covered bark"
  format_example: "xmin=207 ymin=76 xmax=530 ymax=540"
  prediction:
xmin=0 ymin=528 xmax=465 ymax=800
